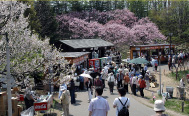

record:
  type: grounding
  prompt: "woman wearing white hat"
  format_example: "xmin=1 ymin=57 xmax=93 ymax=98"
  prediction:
xmin=152 ymin=100 xmax=167 ymax=116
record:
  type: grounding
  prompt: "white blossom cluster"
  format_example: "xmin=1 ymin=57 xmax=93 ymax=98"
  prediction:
xmin=0 ymin=1 xmax=69 ymax=81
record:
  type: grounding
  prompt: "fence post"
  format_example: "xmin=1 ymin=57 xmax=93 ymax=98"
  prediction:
xmin=182 ymin=101 xmax=184 ymax=112
xmin=164 ymin=69 xmax=165 ymax=75
xmin=176 ymin=67 xmax=178 ymax=80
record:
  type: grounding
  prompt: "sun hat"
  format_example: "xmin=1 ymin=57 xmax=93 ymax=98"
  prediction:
xmin=96 ymin=76 xmax=99 ymax=78
xmin=154 ymin=100 xmax=166 ymax=112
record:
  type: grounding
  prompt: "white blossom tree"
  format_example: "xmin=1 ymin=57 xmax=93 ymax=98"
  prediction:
xmin=0 ymin=1 xmax=69 ymax=82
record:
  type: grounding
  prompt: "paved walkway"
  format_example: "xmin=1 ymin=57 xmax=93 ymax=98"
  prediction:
xmin=69 ymin=82 xmax=155 ymax=116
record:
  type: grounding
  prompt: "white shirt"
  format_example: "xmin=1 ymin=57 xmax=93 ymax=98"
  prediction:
xmin=88 ymin=96 xmax=110 ymax=116
xmin=179 ymin=53 xmax=184 ymax=58
xmin=132 ymin=76 xmax=138 ymax=85
xmin=101 ymin=72 xmax=107 ymax=80
xmin=113 ymin=97 xmax=130 ymax=116
xmin=107 ymin=74 xmax=115 ymax=82
xmin=104 ymin=66 xmax=109 ymax=74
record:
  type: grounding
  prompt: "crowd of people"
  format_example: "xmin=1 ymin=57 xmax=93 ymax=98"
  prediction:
xmin=58 ymin=61 xmax=169 ymax=116
xmin=168 ymin=51 xmax=189 ymax=70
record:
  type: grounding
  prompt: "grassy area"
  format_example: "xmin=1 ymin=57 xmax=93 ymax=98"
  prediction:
xmin=169 ymin=70 xmax=189 ymax=81
xmin=150 ymin=95 xmax=189 ymax=115
xmin=165 ymin=99 xmax=189 ymax=115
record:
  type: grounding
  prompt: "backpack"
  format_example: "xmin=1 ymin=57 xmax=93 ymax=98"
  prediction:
xmin=118 ymin=98 xmax=129 ymax=116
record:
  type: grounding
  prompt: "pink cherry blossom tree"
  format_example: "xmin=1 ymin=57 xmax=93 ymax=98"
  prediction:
xmin=56 ymin=9 xmax=166 ymax=45
xmin=99 ymin=23 xmax=136 ymax=44
xmin=131 ymin=17 xmax=166 ymax=44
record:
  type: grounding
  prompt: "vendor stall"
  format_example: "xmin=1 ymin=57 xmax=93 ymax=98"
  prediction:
xmin=34 ymin=94 xmax=53 ymax=111
xmin=89 ymin=59 xmax=100 ymax=72
xmin=99 ymin=57 xmax=106 ymax=68
xmin=60 ymin=52 xmax=90 ymax=69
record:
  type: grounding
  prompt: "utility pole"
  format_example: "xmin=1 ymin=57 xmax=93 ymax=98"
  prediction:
xmin=1 ymin=32 xmax=13 ymax=116
xmin=159 ymin=56 xmax=162 ymax=95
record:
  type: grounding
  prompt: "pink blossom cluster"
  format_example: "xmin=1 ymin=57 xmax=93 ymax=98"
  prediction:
xmin=56 ymin=9 xmax=166 ymax=45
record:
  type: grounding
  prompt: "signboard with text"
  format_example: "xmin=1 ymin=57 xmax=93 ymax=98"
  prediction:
xmin=34 ymin=95 xmax=53 ymax=111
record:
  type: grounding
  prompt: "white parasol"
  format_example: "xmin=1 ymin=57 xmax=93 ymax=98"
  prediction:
xmin=80 ymin=73 xmax=92 ymax=79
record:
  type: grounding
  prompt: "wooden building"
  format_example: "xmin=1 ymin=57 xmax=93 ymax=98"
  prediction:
xmin=60 ymin=52 xmax=90 ymax=68
xmin=130 ymin=44 xmax=175 ymax=62
xmin=56 ymin=39 xmax=114 ymax=59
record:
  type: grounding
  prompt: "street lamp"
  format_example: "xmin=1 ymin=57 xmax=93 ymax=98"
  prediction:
xmin=0 ymin=32 xmax=13 ymax=116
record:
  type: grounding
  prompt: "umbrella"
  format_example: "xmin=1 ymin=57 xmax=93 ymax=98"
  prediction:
xmin=127 ymin=58 xmax=149 ymax=64
xmin=80 ymin=74 xmax=92 ymax=79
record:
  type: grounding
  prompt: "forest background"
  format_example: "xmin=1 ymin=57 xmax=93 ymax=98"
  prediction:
xmin=24 ymin=0 xmax=189 ymax=58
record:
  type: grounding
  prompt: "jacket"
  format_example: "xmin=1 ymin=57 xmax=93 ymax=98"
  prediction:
xmin=60 ymin=90 xmax=70 ymax=105
xmin=138 ymin=79 xmax=146 ymax=88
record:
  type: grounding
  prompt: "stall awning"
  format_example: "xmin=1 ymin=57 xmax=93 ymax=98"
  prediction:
xmin=60 ymin=52 xmax=90 ymax=65
xmin=60 ymin=52 xmax=90 ymax=58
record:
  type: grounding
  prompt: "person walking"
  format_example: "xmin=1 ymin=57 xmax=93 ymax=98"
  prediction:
xmin=107 ymin=72 xmax=115 ymax=94
xmin=85 ymin=78 xmax=93 ymax=102
xmin=172 ymin=56 xmax=176 ymax=69
xmin=60 ymin=87 xmax=70 ymax=116
xmin=88 ymin=88 xmax=110 ymax=116
xmin=116 ymin=69 xmax=124 ymax=89
xmin=94 ymin=76 xmax=103 ymax=89
xmin=155 ymin=62 xmax=158 ymax=71
xmin=145 ymin=70 xmax=150 ymax=90
xmin=143 ymin=64 xmax=148 ymax=73
xmin=138 ymin=75 xmax=146 ymax=97
xmin=79 ymin=76 xmax=84 ymax=90
xmin=131 ymin=76 xmax=138 ymax=96
xmin=123 ymin=72 xmax=130 ymax=93
xmin=130 ymin=73 xmax=134 ymax=94
xmin=113 ymin=87 xmax=130 ymax=116
xmin=151 ymin=100 xmax=167 ymax=116
xmin=101 ymin=69 xmax=107 ymax=88
xmin=69 ymin=79 xmax=76 ymax=104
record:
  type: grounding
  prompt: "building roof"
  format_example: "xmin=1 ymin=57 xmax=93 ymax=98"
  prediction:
xmin=60 ymin=52 xmax=90 ymax=58
xmin=130 ymin=44 xmax=175 ymax=47
xmin=59 ymin=39 xmax=114 ymax=49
